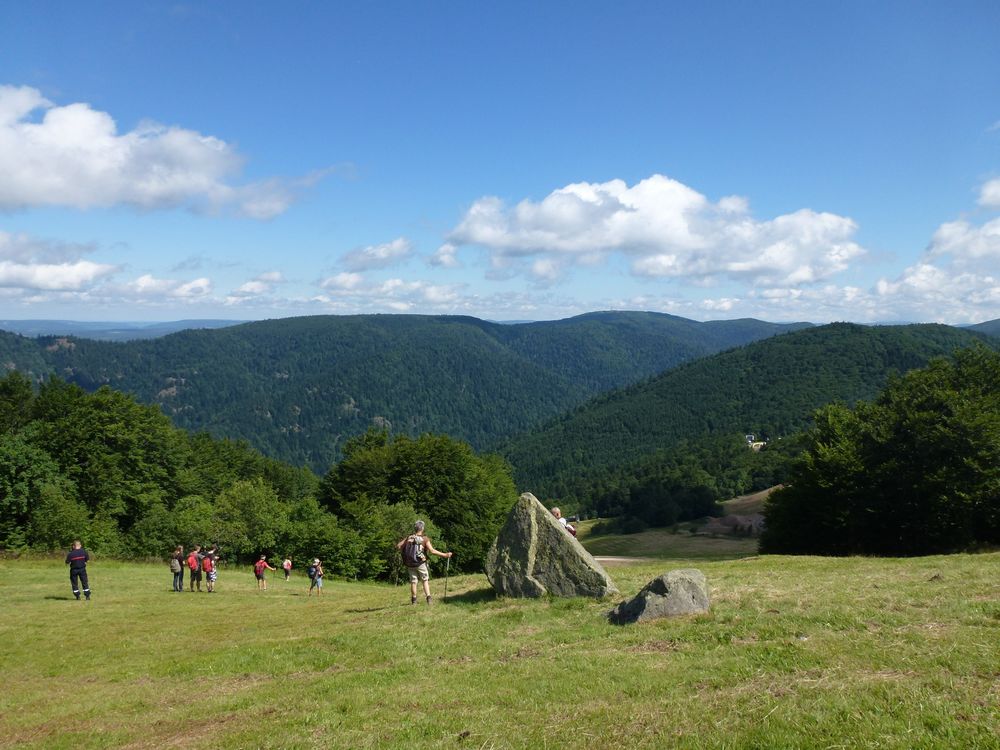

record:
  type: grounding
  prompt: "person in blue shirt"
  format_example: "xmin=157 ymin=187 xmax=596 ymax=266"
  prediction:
xmin=65 ymin=540 xmax=91 ymax=600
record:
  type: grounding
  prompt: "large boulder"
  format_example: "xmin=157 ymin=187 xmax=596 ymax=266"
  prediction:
xmin=485 ymin=492 xmax=618 ymax=598
xmin=608 ymin=569 xmax=710 ymax=625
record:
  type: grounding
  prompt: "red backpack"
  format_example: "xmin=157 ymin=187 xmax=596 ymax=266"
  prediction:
xmin=254 ymin=559 xmax=267 ymax=575
xmin=202 ymin=555 xmax=214 ymax=573
xmin=187 ymin=553 xmax=199 ymax=571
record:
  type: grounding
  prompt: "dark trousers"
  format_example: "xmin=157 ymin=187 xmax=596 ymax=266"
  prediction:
xmin=70 ymin=568 xmax=90 ymax=599
xmin=173 ymin=570 xmax=184 ymax=591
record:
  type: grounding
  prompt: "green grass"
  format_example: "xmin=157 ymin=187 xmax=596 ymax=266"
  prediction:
xmin=1 ymin=553 xmax=998 ymax=749
xmin=576 ymin=519 xmax=759 ymax=559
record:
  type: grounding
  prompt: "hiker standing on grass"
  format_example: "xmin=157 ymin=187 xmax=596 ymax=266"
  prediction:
xmin=65 ymin=540 xmax=91 ymax=601
xmin=307 ymin=558 xmax=323 ymax=596
xmin=187 ymin=545 xmax=203 ymax=592
xmin=254 ymin=555 xmax=276 ymax=590
xmin=203 ymin=546 xmax=219 ymax=593
xmin=282 ymin=556 xmax=292 ymax=581
xmin=170 ymin=545 xmax=185 ymax=592
xmin=396 ymin=520 xmax=452 ymax=605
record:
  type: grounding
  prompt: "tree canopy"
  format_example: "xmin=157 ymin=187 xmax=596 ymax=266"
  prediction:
xmin=761 ymin=346 xmax=1000 ymax=555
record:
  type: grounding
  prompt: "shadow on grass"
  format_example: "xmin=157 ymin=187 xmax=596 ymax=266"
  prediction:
xmin=43 ymin=595 xmax=74 ymax=600
xmin=442 ymin=587 xmax=496 ymax=605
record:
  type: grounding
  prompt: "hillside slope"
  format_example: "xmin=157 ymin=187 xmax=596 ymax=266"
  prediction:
xmin=0 ymin=312 xmax=807 ymax=471
xmin=503 ymin=323 xmax=996 ymax=493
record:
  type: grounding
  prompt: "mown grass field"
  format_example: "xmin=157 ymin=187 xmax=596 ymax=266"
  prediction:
xmin=1 ymin=552 xmax=997 ymax=749
xmin=576 ymin=520 xmax=759 ymax=559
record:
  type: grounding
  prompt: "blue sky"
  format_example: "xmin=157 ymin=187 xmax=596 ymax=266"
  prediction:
xmin=1 ymin=1 xmax=999 ymax=324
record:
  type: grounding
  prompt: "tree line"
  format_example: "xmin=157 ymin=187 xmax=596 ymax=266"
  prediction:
xmin=0 ymin=373 xmax=516 ymax=578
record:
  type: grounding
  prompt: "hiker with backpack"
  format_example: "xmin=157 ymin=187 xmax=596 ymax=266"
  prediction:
xmin=203 ymin=546 xmax=219 ymax=593
xmin=170 ymin=545 xmax=185 ymax=592
xmin=254 ymin=555 xmax=276 ymax=590
xmin=307 ymin=558 xmax=323 ymax=596
xmin=282 ymin=556 xmax=292 ymax=581
xmin=396 ymin=520 xmax=453 ymax=605
xmin=187 ymin=545 xmax=204 ymax=592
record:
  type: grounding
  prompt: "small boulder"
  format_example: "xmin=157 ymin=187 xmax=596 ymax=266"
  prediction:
xmin=608 ymin=569 xmax=710 ymax=625
xmin=486 ymin=492 xmax=618 ymax=598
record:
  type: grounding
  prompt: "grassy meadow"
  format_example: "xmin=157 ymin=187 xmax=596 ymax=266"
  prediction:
xmin=1 ymin=552 xmax=997 ymax=749
xmin=576 ymin=519 xmax=759 ymax=559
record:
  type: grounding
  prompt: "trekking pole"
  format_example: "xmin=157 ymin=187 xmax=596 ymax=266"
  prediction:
xmin=443 ymin=554 xmax=451 ymax=602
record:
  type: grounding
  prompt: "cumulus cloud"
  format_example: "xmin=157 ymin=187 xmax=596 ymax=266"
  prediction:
xmin=228 ymin=271 xmax=287 ymax=299
xmin=320 ymin=272 xmax=364 ymax=290
xmin=341 ymin=237 xmax=412 ymax=271
xmin=314 ymin=274 xmax=463 ymax=312
xmin=448 ymin=174 xmax=866 ymax=286
xmin=0 ymin=84 xmax=300 ymax=218
xmin=978 ymin=178 xmax=1000 ymax=207
xmin=0 ymin=231 xmax=117 ymax=290
xmin=429 ymin=242 xmax=461 ymax=268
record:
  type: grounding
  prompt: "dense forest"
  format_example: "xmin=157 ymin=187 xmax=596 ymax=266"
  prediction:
xmin=506 ymin=323 xmax=998 ymax=505
xmin=0 ymin=312 xmax=807 ymax=471
xmin=761 ymin=346 xmax=1000 ymax=555
xmin=0 ymin=372 xmax=515 ymax=577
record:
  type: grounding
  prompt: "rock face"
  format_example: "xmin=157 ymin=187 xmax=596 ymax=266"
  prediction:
xmin=485 ymin=492 xmax=618 ymax=598
xmin=608 ymin=569 xmax=710 ymax=624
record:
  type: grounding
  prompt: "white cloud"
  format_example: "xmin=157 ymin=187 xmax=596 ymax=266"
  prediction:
xmin=341 ymin=237 xmax=412 ymax=271
xmin=0 ymin=231 xmax=117 ymax=290
xmin=229 ymin=271 xmax=287 ymax=298
xmin=0 ymin=84 xmax=299 ymax=218
xmin=448 ymin=174 xmax=865 ymax=287
xmin=320 ymin=272 xmax=364 ymax=290
xmin=978 ymin=178 xmax=1000 ymax=207
xmin=124 ymin=273 xmax=212 ymax=299
xmin=429 ymin=242 xmax=461 ymax=268
xmin=926 ymin=217 xmax=1000 ymax=267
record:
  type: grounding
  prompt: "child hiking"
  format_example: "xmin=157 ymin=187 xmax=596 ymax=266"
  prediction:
xmin=282 ymin=557 xmax=292 ymax=581
xmin=396 ymin=520 xmax=452 ymax=605
xmin=254 ymin=555 xmax=276 ymax=590
xmin=307 ymin=558 xmax=323 ymax=596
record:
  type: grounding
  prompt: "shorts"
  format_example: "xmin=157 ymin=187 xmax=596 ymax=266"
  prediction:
xmin=255 ymin=573 xmax=264 ymax=580
xmin=407 ymin=563 xmax=429 ymax=583
xmin=190 ymin=569 xmax=202 ymax=581
xmin=207 ymin=570 xmax=217 ymax=582
xmin=310 ymin=576 xmax=323 ymax=589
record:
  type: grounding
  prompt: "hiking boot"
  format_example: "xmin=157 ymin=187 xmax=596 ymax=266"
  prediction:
xmin=426 ymin=596 xmax=432 ymax=605
xmin=410 ymin=596 xmax=417 ymax=605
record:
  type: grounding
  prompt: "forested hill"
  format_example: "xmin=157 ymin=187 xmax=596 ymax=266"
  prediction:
xmin=0 ymin=312 xmax=807 ymax=471
xmin=970 ymin=317 xmax=1000 ymax=338
xmin=504 ymin=323 xmax=998 ymax=497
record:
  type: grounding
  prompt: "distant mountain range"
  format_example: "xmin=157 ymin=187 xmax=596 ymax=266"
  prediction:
xmin=0 ymin=319 xmax=245 ymax=341
xmin=0 ymin=312 xmax=807 ymax=471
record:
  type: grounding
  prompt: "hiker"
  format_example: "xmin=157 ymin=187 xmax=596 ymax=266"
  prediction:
xmin=203 ymin=546 xmax=219 ymax=593
xmin=396 ymin=520 xmax=452 ymax=605
xmin=170 ymin=545 xmax=185 ymax=592
xmin=307 ymin=558 xmax=323 ymax=596
xmin=254 ymin=555 xmax=276 ymax=590
xmin=551 ymin=507 xmax=576 ymax=536
xmin=187 ymin=545 xmax=203 ymax=592
xmin=282 ymin=556 xmax=292 ymax=581
xmin=65 ymin=540 xmax=91 ymax=601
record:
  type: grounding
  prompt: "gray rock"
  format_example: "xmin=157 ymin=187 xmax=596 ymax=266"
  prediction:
xmin=485 ymin=492 xmax=618 ymax=598
xmin=608 ymin=569 xmax=710 ymax=624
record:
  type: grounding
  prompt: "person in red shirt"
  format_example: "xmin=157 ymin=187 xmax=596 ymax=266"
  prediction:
xmin=254 ymin=555 xmax=276 ymax=590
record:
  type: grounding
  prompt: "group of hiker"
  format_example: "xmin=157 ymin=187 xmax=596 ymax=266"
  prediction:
xmin=168 ymin=544 xmax=222 ymax=592
xmin=64 ymin=518 xmax=473 ymax=604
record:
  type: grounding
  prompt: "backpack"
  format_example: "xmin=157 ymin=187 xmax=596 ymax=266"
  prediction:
xmin=254 ymin=559 xmax=267 ymax=575
xmin=307 ymin=565 xmax=317 ymax=579
xmin=401 ymin=535 xmax=426 ymax=567
xmin=202 ymin=555 xmax=213 ymax=573
xmin=187 ymin=554 xmax=199 ymax=571
xmin=170 ymin=557 xmax=181 ymax=573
